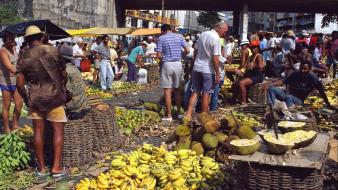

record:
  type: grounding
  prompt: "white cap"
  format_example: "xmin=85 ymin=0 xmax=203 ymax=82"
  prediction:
xmin=240 ymin=39 xmax=249 ymax=46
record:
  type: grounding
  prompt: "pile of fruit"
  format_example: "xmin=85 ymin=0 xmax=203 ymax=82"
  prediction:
xmin=219 ymin=78 xmax=233 ymax=100
xmin=16 ymin=124 xmax=34 ymax=139
xmin=112 ymin=81 xmax=142 ymax=94
xmin=115 ymin=107 xmax=162 ymax=135
xmin=76 ymin=144 xmax=226 ymax=190
xmin=85 ymin=87 xmax=113 ymax=99
xmin=81 ymin=71 xmax=94 ymax=81
xmin=0 ymin=170 xmax=36 ymax=190
xmin=305 ymin=79 xmax=338 ymax=109
xmin=0 ymin=132 xmax=31 ymax=175
xmin=172 ymin=112 xmax=260 ymax=162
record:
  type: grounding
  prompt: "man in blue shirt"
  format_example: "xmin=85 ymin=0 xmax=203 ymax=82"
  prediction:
xmin=126 ymin=42 xmax=147 ymax=82
xmin=266 ymin=60 xmax=332 ymax=108
xmin=156 ymin=24 xmax=189 ymax=121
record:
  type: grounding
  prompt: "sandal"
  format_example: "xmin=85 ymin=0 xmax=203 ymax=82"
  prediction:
xmin=52 ymin=168 xmax=69 ymax=178
xmin=34 ymin=170 xmax=51 ymax=184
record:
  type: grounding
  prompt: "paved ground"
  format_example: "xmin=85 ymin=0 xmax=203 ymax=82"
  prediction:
xmin=108 ymin=87 xmax=163 ymax=106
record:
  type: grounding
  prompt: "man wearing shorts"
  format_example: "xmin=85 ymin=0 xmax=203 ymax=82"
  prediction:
xmin=185 ymin=22 xmax=228 ymax=120
xmin=156 ymin=24 xmax=189 ymax=121
xmin=17 ymin=26 xmax=68 ymax=178
xmin=90 ymin=36 xmax=102 ymax=83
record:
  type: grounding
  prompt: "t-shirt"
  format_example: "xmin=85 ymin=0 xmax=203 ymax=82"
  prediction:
xmin=127 ymin=46 xmax=144 ymax=64
xmin=265 ymin=38 xmax=275 ymax=61
xmin=281 ymin=38 xmax=295 ymax=54
xmin=156 ymin=32 xmax=186 ymax=62
xmin=330 ymin=39 xmax=338 ymax=58
xmin=110 ymin=48 xmax=118 ymax=64
xmin=72 ymin=44 xmax=83 ymax=67
xmin=313 ymin=47 xmax=321 ymax=63
xmin=90 ymin=42 xmax=100 ymax=51
xmin=225 ymin=43 xmax=232 ymax=58
xmin=193 ymin=29 xmax=221 ymax=74
xmin=284 ymin=71 xmax=323 ymax=101
xmin=95 ymin=43 xmax=111 ymax=60
xmin=145 ymin=42 xmax=157 ymax=55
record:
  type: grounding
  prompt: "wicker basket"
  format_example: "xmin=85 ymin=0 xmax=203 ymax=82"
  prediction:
xmin=91 ymin=106 xmax=122 ymax=153
xmin=235 ymin=104 xmax=268 ymax=117
xmin=145 ymin=64 xmax=159 ymax=83
xmin=233 ymin=161 xmax=324 ymax=190
xmin=248 ymin=81 xmax=269 ymax=104
xmin=62 ymin=111 xmax=94 ymax=167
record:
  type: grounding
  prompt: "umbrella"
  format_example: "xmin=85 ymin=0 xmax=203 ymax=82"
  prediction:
xmin=0 ymin=19 xmax=70 ymax=40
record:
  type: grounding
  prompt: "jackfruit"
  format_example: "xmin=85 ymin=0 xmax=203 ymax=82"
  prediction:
xmin=197 ymin=112 xmax=213 ymax=124
xmin=175 ymin=125 xmax=191 ymax=137
xmin=230 ymin=138 xmax=260 ymax=155
xmin=264 ymin=133 xmax=294 ymax=154
xmin=222 ymin=116 xmax=237 ymax=129
xmin=174 ymin=141 xmax=191 ymax=151
xmin=202 ymin=133 xmax=219 ymax=150
xmin=190 ymin=142 xmax=204 ymax=155
xmin=204 ymin=120 xmax=220 ymax=134
xmin=214 ymin=132 xmax=228 ymax=144
xmin=178 ymin=135 xmax=191 ymax=144
xmin=236 ymin=125 xmax=256 ymax=139
xmin=144 ymin=102 xmax=162 ymax=112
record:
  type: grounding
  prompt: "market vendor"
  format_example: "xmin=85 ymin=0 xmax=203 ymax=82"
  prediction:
xmin=59 ymin=44 xmax=89 ymax=115
xmin=266 ymin=60 xmax=332 ymax=108
xmin=126 ymin=41 xmax=147 ymax=82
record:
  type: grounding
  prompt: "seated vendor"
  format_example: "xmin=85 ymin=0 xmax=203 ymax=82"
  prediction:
xmin=266 ymin=60 xmax=332 ymax=108
xmin=59 ymin=44 xmax=89 ymax=115
xmin=231 ymin=40 xmax=265 ymax=105
xmin=312 ymin=38 xmax=328 ymax=77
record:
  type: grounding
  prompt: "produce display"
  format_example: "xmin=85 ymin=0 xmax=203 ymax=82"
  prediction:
xmin=230 ymin=138 xmax=261 ymax=155
xmin=76 ymin=144 xmax=226 ymax=190
xmin=81 ymin=71 xmax=94 ymax=81
xmin=305 ymin=79 xmax=338 ymax=109
xmin=0 ymin=170 xmax=36 ymax=190
xmin=0 ymin=132 xmax=31 ymax=175
xmin=85 ymin=86 xmax=113 ymax=99
xmin=278 ymin=121 xmax=306 ymax=133
xmin=115 ymin=107 xmax=162 ymax=135
xmin=112 ymin=81 xmax=142 ymax=94
xmin=283 ymin=130 xmax=317 ymax=148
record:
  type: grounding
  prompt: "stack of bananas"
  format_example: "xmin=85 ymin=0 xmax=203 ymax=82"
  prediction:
xmin=232 ymin=111 xmax=261 ymax=128
xmin=76 ymin=144 xmax=225 ymax=190
xmin=85 ymin=87 xmax=113 ymax=99
xmin=16 ymin=124 xmax=34 ymax=138
xmin=305 ymin=79 xmax=338 ymax=109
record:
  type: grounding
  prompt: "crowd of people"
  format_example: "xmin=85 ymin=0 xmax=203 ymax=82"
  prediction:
xmin=0 ymin=21 xmax=337 ymax=180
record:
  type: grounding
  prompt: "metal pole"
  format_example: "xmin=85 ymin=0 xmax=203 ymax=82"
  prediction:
xmin=161 ymin=0 xmax=165 ymax=18
xmin=188 ymin=11 xmax=191 ymax=33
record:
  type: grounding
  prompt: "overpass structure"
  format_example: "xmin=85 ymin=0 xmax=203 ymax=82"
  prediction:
xmin=115 ymin=0 xmax=338 ymax=38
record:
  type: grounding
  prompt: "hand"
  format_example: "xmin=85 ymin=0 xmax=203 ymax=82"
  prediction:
xmin=263 ymin=83 xmax=270 ymax=92
xmin=215 ymin=74 xmax=221 ymax=84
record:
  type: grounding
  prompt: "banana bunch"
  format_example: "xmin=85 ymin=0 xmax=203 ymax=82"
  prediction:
xmin=16 ymin=124 xmax=34 ymax=138
xmin=76 ymin=143 xmax=225 ymax=190
xmin=0 ymin=133 xmax=31 ymax=175
xmin=305 ymin=80 xmax=338 ymax=109
xmin=222 ymin=78 xmax=232 ymax=89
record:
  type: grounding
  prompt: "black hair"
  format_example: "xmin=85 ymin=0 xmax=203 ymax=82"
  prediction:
xmin=301 ymin=60 xmax=312 ymax=68
xmin=102 ymin=34 xmax=109 ymax=39
xmin=1 ymin=32 xmax=15 ymax=41
xmin=96 ymin=36 xmax=102 ymax=41
xmin=161 ymin=24 xmax=171 ymax=32
xmin=24 ymin=33 xmax=44 ymax=44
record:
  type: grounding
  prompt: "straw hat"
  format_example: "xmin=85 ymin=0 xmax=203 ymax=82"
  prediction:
xmin=24 ymin=25 xmax=44 ymax=37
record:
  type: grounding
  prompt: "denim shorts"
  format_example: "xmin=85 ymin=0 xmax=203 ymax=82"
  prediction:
xmin=191 ymin=71 xmax=215 ymax=93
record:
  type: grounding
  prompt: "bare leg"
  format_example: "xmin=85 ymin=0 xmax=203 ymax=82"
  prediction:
xmin=1 ymin=90 xmax=11 ymax=133
xmin=33 ymin=119 xmax=46 ymax=172
xmin=164 ymin=88 xmax=173 ymax=118
xmin=201 ymin=93 xmax=210 ymax=113
xmin=239 ymin=78 xmax=253 ymax=104
xmin=174 ymin=88 xmax=182 ymax=115
xmin=12 ymin=89 xmax=23 ymax=130
xmin=50 ymin=122 xmax=64 ymax=173
xmin=185 ymin=92 xmax=198 ymax=119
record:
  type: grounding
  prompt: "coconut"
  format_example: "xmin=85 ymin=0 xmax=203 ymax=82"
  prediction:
xmin=214 ymin=132 xmax=228 ymax=144
xmin=202 ymin=133 xmax=219 ymax=150
xmin=230 ymin=138 xmax=260 ymax=155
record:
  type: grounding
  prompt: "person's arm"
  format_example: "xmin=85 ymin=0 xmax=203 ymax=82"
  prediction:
xmin=212 ymin=55 xmax=221 ymax=84
xmin=183 ymin=46 xmax=190 ymax=55
xmin=256 ymin=54 xmax=264 ymax=71
xmin=0 ymin=49 xmax=16 ymax=74
xmin=317 ymin=85 xmax=331 ymax=107
xmin=16 ymin=73 xmax=28 ymax=106
xmin=239 ymin=49 xmax=248 ymax=69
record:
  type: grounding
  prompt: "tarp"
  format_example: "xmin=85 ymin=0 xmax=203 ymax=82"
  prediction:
xmin=66 ymin=27 xmax=161 ymax=36
xmin=131 ymin=28 xmax=161 ymax=36
xmin=0 ymin=20 xmax=70 ymax=40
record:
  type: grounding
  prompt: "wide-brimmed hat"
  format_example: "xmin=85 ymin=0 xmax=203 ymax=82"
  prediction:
xmin=59 ymin=45 xmax=74 ymax=60
xmin=24 ymin=25 xmax=44 ymax=37
xmin=287 ymin=30 xmax=294 ymax=37
xmin=249 ymin=40 xmax=260 ymax=47
xmin=240 ymin=39 xmax=250 ymax=46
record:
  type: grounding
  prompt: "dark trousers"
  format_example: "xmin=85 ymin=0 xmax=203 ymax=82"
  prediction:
xmin=127 ymin=60 xmax=137 ymax=82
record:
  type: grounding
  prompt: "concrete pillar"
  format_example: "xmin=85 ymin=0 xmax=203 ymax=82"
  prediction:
xmin=125 ymin=17 xmax=132 ymax=27
xmin=233 ymin=10 xmax=240 ymax=37
xmin=137 ymin=19 xmax=143 ymax=28
xmin=240 ymin=3 xmax=249 ymax=40
xmin=149 ymin=21 xmax=154 ymax=28
xmin=115 ymin=4 xmax=126 ymax=27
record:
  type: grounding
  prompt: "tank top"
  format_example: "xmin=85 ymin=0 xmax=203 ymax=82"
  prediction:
xmin=0 ymin=48 xmax=18 ymax=86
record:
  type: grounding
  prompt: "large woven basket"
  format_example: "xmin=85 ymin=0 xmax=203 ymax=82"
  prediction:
xmin=145 ymin=64 xmax=159 ymax=83
xmin=233 ymin=161 xmax=324 ymax=190
xmin=248 ymin=81 xmax=269 ymax=104
xmin=91 ymin=106 xmax=122 ymax=153
xmin=62 ymin=111 xmax=94 ymax=167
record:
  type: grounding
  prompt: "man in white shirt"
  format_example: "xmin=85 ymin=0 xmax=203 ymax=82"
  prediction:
xmin=185 ymin=22 xmax=228 ymax=120
xmin=72 ymin=38 xmax=85 ymax=70
xmin=90 ymin=36 xmax=102 ymax=83
xmin=145 ymin=36 xmax=157 ymax=63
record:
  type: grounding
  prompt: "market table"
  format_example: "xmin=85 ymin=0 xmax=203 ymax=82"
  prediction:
xmin=229 ymin=133 xmax=329 ymax=189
